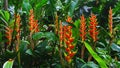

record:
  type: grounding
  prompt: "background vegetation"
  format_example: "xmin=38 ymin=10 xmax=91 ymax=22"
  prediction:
xmin=0 ymin=0 xmax=120 ymax=68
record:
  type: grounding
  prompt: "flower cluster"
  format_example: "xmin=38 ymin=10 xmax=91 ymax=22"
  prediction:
xmin=89 ymin=13 xmax=98 ymax=42
xmin=108 ymin=7 xmax=113 ymax=35
xmin=64 ymin=26 xmax=76 ymax=62
xmin=29 ymin=9 xmax=39 ymax=34
xmin=80 ymin=14 xmax=86 ymax=42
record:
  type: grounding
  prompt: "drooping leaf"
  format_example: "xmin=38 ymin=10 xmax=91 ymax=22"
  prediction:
xmin=84 ymin=42 xmax=108 ymax=68
xmin=3 ymin=59 xmax=14 ymax=68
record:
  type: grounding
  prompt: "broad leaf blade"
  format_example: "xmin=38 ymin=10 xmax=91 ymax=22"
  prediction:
xmin=3 ymin=59 xmax=14 ymax=68
xmin=84 ymin=42 xmax=108 ymax=68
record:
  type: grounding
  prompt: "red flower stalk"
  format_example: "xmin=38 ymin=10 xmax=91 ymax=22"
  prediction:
xmin=80 ymin=14 xmax=86 ymax=42
xmin=66 ymin=16 xmax=72 ymax=23
xmin=29 ymin=9 xmax=39 ymax=35
xmin=64 ymin=25 xmax=76 ymax=63
xmin=108 ymin=7 xmax=113 ymax=35
xmin=89 ymin=13 xmax=98 ymax=42
xmin=5 ymin=26 xmax=13 ymax=45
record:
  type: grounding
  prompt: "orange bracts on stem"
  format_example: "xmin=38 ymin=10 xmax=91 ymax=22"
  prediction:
xmin=108 ymin=7 xmax=113 ymax=35
xmin=80 ymin=14 xmax=86 ymax=42
xmin=5 ymin=26 xmax=12 ymax=45
xmin=89 ymin=13 xmax=98 ymax=42
xmin=66 ymin=16 xmax=72 ymax=23
xmin=15 ymin=13 xmax=21 ymax=51
xmin=15 ymin=14 xmax=21 ymax=41
xmin=64 ymin=25 xmax=76 ymax=63
xmin=29 ymin=9 xmax=39 ymax=34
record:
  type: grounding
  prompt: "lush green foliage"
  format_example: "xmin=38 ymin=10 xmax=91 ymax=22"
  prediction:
xmin=0 ymin=0 xmax=120 ymax=68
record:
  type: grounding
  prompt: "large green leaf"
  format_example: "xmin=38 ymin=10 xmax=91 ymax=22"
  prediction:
xmin=22 ymin=0 xmax=32 ymax=14
xmin=3 ymin=59 xmax=14 ymax=68
xmin=32 ymin=32 xmax=56 ymax=41
xmin=84 ymin=42 xmax=108 ymax=68
xmin=44 ymin=32 xmax=56 ymax=41
xmin=32 ymin=32 xmax=45 ymax=40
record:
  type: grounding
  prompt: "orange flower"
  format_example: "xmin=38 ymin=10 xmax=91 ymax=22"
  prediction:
xmin=89 ymin=13 xmax=98 ymax=42
xmin=29 ymin=9 xmax=39 ymax=34
xmin=108 ymin=7 xmax=113 ymax=35
xmin=65 ymin=55 xmax=71 ymax=62
xmin=66 ymin=16 xmax=72 ymax=23
xmin=5 ymin=26 xmax=12 ymax=45
xmin=80 ymin=14 xmax=86 ymax=42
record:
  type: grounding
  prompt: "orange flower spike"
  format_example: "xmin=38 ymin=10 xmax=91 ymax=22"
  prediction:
xmin=80 ymin=14 xmax=86 ymax=42
xmin=29 ymin=9 xmax=39 ymax=33
xmin=108 ymin=7 xmax=113 ymax=35
xmin=29 ymin=9 xmax=34 ymax=32
xmin=5 ymin=27 xmax=12 ymax=45
xmin=66 ymin=16 xmax=72 ymax=23
xmin=89 ymin=13 xmax=98 ymax=42
xmin=16 ymin=14 xmax=21 ymax=40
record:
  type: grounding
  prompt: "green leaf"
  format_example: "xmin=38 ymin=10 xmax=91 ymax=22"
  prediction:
xmin=32 ymin=32 xmax=45 ymax=40
xmin=68 ymin=0 xmax=79 ymax=16
xmin=81 ymin=62 xmax=99 ymax=68
xmin=74 ymin=19 xmax=80 ymax=28
xmin=0 ymin=10 xmax=5 ymax=19
xmin=84 ymin=42 xmax=108 ymax=68
xmin=4 ymin=11 xmax=10 ymax=22
xmin=44 ymin=32 xmax=56 ymax=41
xmin=26 ymin=49 xmax=33 ymax=56
xmin=35 ymin=0 xmax=48 ymax=9
xmin=117 ymin=40 xmax=120 ymax=45
xmin=19 ymin=40 xmax=29 ymax=52
xmin=111 ymin=43 xmax=120 ymax=52
xmin=22 ymin=0 xmax=32 ymax=14
xmin=3 ymin=59 xmax=14 ymax=68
